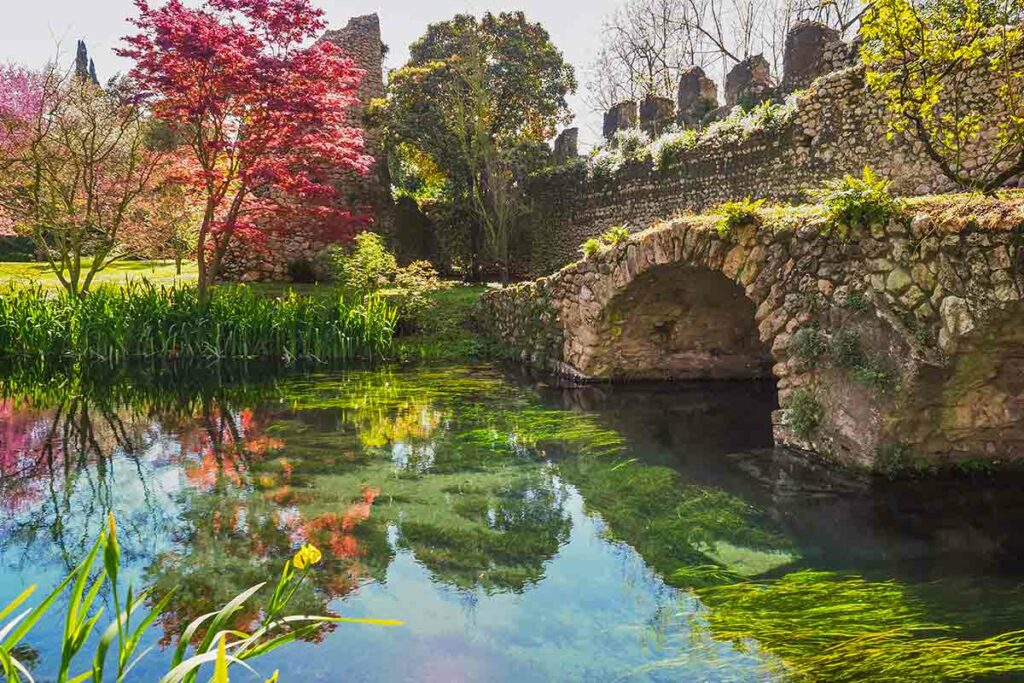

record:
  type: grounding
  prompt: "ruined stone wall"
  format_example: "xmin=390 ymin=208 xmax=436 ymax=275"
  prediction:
xmin=482 ymin=198 xmax=1024 ymax=471
xmin=222 ymin=14 xmax=391 ymax=281
xmin=523 ymin=48 xmax=1024 ymax=277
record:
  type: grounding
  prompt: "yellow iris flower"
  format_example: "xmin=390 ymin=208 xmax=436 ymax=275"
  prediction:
xmin=292 ymin=544 xmax=323 ymax=570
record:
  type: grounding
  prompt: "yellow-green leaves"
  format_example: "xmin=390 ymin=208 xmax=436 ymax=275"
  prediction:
xmin=214 ymin=634 xmax=230 ymax=683
xmin=861 ymin=0 xmax=1024 ymax=192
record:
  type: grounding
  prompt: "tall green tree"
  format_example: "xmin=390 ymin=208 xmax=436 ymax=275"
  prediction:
xmin=384 ymin=12 xmax=576 ymax=281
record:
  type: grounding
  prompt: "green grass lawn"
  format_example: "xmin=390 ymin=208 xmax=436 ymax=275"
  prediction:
xmin=0 ymin=259 xmax=198 ymax=289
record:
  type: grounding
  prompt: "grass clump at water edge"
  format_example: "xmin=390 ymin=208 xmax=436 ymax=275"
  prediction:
xmin=0 ymin=282 xmax=397 ymax=363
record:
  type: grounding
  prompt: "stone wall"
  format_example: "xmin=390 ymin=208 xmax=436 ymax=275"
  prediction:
xmin=482 ymin=198 xmax=1024 ymax=471
xmin=525 ymin=41 xmax=1023 ymax=277
xmin=221 ymin=14 xmax=391 ymax=281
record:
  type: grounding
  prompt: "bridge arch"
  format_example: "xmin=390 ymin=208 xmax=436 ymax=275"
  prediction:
xmin=574 ymin=262 xmax=773 ymax=381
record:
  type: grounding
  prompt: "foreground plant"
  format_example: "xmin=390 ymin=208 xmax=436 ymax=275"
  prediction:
xmin=0 ymin=517 xmax=400 ymax=682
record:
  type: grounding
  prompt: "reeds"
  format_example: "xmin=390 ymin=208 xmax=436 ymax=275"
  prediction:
xmin=0 ymin=283 xmax=397 ymax=363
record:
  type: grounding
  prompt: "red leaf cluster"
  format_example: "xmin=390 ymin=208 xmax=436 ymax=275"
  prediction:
xmin=118 ymin=0 xmax=375 ymax=284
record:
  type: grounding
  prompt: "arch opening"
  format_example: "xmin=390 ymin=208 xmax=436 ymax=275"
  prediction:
xmin=586 ymin=264 xmax=774 ymax=382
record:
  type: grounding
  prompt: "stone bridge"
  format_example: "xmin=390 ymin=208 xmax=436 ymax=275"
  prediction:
xmin=480 ymin=200 xmax=1024 ymax=470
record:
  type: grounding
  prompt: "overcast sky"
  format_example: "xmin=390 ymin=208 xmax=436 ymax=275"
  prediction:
xmin=1 ymin=0 xmax=619 ymax=148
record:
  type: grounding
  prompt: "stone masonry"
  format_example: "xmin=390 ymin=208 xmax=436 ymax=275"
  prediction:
xmin=481 ymin=199 xmax=1024 ymax=471
xmin=524 ymin=37 xmax=1024 ymax=276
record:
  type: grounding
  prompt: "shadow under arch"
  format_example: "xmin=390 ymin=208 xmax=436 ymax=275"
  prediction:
xmin=584 ymin=263 xmax=774 ymax=381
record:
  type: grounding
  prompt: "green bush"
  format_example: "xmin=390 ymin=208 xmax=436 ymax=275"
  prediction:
xmin=580 ymin=237 xmax=603 ymax=258
xmin=714 ymin=198 xmax=766 ymax=237
xmin=650 ymin=129 xmax=698 ymax=170
xmin=812 ymin=166 xmax=904 ymax=234
xmin=0 ymin=236 xmax=35 ymax=262
xmin=852 ymin=359 xmax=899 ymax=394
xmin=287 ymin=258 xmax=318 ymax=284
xmin=0 ymin=283 xmax=397 ymax=363
xmin=389 ymin=260 xmax=451 ymax=335
xmin=788 ymin=389 xmax=825 ymax=439
xmin=319 ymin=232 xmax=398 ymax=291
xmin=611 ymin=128 xmax=652 ymax=162
xmin=588 ymin=147 xmax=624 ymax=178
xmin=601 ymin=225 xmax=630 ymax=246
xmin=829 ymin=329 xmax=866 ymax=369
xmin=581 ymin=226 xmax=630 ymax=257
xmin=792 ymin=327 xmax=827 ymax=367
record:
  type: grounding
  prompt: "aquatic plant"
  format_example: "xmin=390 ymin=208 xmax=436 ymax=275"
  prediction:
xmin=0 ymin=282 xmax=397 ymax=363
xmin=690 ymin=569 xmax=1024 ymax=682
xmin=0 ymin=515 xmax=399 ymax=682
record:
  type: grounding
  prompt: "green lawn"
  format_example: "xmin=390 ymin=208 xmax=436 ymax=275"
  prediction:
xmin=0 ymin=259 xmax=198 ymax=289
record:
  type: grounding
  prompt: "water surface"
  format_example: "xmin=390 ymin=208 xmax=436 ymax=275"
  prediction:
xmin=1 ymin=364 xmax=1022 ymax=681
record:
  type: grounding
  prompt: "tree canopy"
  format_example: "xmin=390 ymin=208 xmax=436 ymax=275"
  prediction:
xmin=383 ymin=11 xmax=576 ymax=277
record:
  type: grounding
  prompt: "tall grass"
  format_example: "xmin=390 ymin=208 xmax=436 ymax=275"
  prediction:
xmin=0 ymin=283 xmax=397 ymax=363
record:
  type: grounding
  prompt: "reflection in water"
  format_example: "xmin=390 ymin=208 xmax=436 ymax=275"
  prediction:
xmin=0 ymin=364 xmax=1023 ymax=681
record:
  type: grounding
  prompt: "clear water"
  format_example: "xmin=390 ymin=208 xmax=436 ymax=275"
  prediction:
xmin=1 ymin=364 xmax=1023 ymax=681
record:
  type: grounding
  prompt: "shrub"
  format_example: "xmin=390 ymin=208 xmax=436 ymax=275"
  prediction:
xmin=287 ymin=258 xmax=318 ymax=283
xmin=611 ymin=128 xmax=652 ymax=162
xmin=601 ymin=225 xmax=630 ymax=246
xmin=843 ymin=289 xmax=870 ymax=313
xmin=704 ymin=95 xmax=801 ymax=144
xmin=389 ymin=260 xmax=451 ymax=335
xmin=0 ymin=516 xmax=397 ymax=682
xmin=829 ymin=329 xmax=866 ymax=369
xmin=792 ymin=327 xmax=827 ymax=368
xmin=580 ymin=237 xmax=602 ymax=258
xmin=0 ymin=282 xmax=398 ymax=363
xmin=852 ymin=359 xmax=899 ymax=394
xmin=320 ymin=232 xmax=398 ymax=292
xmin=788 ymin=389 xmax=825 ymax=439
xmin=713 ymin=198 xmax=766 ymax=237
xmin=0 ymin=236 xmax=35 ymax=262
xmin=650 ymin=129 xmax=698 ymax=170
xmin=588 ymin=147 xmax=625 ymax=178
xmin=812 ymin=166 xmax=904 ymax=234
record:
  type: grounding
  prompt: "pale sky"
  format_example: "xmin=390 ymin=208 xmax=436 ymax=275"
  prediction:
xmin=0 ymin=0 xmax=619 ymax=148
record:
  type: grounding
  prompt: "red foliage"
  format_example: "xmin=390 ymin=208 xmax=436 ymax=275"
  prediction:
xmin=119 ymin=0 xmax=374 ymax=288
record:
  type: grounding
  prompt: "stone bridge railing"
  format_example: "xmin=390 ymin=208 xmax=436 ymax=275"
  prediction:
xmin=480 ymin=199 xmax=1024 ymax=471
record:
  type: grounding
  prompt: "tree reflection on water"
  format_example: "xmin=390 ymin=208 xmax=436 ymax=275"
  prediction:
xmin=1 ymin=362 xmax=1023 ymax=681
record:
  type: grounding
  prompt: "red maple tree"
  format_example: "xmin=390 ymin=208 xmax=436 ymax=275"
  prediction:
xmin=120 ymin=0 xmax=373 ymax=296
